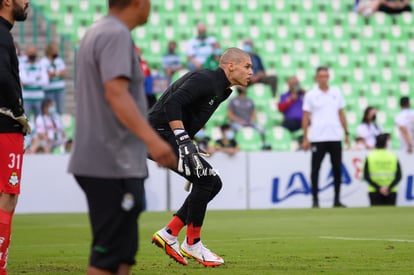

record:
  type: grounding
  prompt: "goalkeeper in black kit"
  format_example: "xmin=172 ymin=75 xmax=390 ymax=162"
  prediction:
xmin=150 ymin=47 xmax=252 ymax=267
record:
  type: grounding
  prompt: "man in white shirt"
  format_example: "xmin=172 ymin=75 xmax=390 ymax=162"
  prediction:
xmin=395 ymin=96 xmax=414 ymax=153
xmin=185 ymin=23 xmax=216 ymax=71
xmin=302 ymin=67 xmax=350 ymax=208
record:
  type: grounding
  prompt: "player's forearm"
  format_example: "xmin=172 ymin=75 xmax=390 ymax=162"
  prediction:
xmin=301 ymin=112 xmax=310 ymax=140
xmin=169 ymin=120 xmax=185 ymax=131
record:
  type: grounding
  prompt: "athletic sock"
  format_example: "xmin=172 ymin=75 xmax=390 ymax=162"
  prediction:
xmin=186 ymin=223 xmax=201 ymax=245
xmin=165 ymin=215 xmax=185 ymax=237
xmin=0 ymin=209 xmax=13 ymax=275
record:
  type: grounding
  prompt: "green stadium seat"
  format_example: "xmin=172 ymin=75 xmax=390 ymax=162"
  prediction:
xmin=235 ymin=127 xmax=263 ymax=151
xmin=265 ymin=126 xmax=296 ymax=151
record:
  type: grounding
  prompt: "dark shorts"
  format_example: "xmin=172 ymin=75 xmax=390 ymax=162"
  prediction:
xmin=75 ymin=176 xmax=145 ymax=273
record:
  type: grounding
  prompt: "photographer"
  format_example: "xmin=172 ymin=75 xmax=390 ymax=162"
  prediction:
xmin=277 ymin=76 xmax=305 ymax=133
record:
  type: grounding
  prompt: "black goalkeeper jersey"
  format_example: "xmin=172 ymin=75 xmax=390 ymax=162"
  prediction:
xmin=0 ymin=16 xmax=24 ymax=133
xmin=148 ymin=67 xmax=232 ymax=138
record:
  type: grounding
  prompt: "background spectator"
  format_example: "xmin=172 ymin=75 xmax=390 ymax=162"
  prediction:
xmin=203 ymin=41 xmax=222 ymax=70
xmin=215 ymin=123 xmax=240 ymax=157
xmin=135 ymin=46 xmax=156 ymax=108
xmin=34 ymin=98 xmax=66 ymax=153
xmin=356 ymin=106 xmax=383 ymax=149
xmin=185 ymin=23 xmax=216 ymax=70
xmin=243 ymin=39 xmax=278 ymax=97
xmin=363 ymin=133 xmax=401 ymax=206
xmin=227 ymin=86 xmax=261 ymax=132
xmin=278 ymin=76 xmax=305 ymax=133
xmin=40 ymin=42 xmax=66 ymax=114
xmin=162 ymin=40 xmax=182 ymax=80
xmin=20 ymin=45 xmax=48 ymax=120
xmin=395 ymin=96 xmax=414 ymax=153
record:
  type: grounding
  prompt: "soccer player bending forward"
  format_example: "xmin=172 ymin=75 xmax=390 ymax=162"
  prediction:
xmin=149 ymin=47 xmax=253 ymax=267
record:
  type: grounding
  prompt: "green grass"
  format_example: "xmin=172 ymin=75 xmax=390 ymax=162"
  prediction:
xmin=8 ymin=207 xmax=414 ymax=275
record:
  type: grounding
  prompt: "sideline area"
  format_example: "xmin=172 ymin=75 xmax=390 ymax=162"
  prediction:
xmin=17 ymin=151 xmax=414 ymax=213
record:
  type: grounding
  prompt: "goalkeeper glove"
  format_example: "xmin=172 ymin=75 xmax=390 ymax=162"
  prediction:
xmin=175 ymin=130 xmax=204 ymax=177
xmin=0 ymin=108 xmax=31 ymax=135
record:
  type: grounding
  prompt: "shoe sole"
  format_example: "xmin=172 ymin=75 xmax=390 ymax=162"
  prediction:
xmin=151 ymin=233 xmax=188 ymax=265
xmin=180 ymin=248 xmax=224 ymax=267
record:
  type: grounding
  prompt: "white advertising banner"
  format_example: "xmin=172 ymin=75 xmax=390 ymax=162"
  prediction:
xmin=15 ymin=151 xmax=414 ymax=214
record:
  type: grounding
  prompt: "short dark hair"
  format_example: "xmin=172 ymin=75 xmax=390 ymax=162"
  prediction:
xmin=400 ymin=96 xmax=410 ymax=107
xmin=220 ymin=123 xmax=231 ymax=132
xmin=375 ymin=133 xmax=390 ymax=149
xmin=0 ymin=0 xmax=3 ymax=9
xmin=108 ymin=0 xmax=133 ymax=9
xmin=316 ymin=66 xmax=329 ymax=74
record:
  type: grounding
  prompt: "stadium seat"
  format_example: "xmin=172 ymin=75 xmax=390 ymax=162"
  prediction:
xmin=265 ymin=126 xmax=297 ymax=151
xmin=235 ymin=127 xmax=263 ymax=151
xmin=28 ymin=0 xmax=411 ymax=151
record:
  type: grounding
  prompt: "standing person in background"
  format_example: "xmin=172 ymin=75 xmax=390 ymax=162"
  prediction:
xmin=67 ymin=0 xmax=177 ymax=274
xmin=395 ymin=96 xmax=414 ymax=153
xmin=20 ymin=45 xmax=48 ymax=120
xmin=302 ymin=66 xmax=350 ymax=208
xmin=150 ymin=48 xmax=252 ymax=267
xmin=278 ymin=76 xmax=305 ymax=133
xmin=185 ymin=23 xmax=216 ymax=71
xmin=0 ymin=0 xmax=31 ymax=274
xmin=356 ymin=106 xmax=382 ymax=150
xmin=40 ymin=42 xmax=66 ymax=114
xmin=364 ymin=133 xmax=401 ymax=206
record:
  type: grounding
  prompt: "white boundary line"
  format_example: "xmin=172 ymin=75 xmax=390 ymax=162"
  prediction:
xmin=319 ymin=236 xmax=414 ymax=243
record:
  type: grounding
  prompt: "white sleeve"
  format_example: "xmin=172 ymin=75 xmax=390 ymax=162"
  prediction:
xmin=302 ymin=92 xmax=311 ymax=112
xmin=356 ymin=124 xmax=369 ymax=139
xmin=337 ymin=88 xmax=345 ymax=109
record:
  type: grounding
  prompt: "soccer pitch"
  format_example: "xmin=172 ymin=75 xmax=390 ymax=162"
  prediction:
xmin=9 ymin=207 xmax=414 ymax=275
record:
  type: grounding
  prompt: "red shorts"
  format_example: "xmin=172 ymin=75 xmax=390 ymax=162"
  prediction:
xmin=0 ymin=133 xmax=24 ymax=194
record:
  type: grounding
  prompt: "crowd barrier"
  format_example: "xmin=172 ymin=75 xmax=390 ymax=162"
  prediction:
xmin=16 ymin=151 xmax=414 ymax=214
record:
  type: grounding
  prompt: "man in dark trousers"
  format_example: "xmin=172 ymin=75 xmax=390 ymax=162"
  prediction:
xmin=364 ymin=133 xmax=401 ymax=206
xmin=302 ymin=66 xmax=350 ymax=208
xmin=150 ymin=47 xmax=252 ymax=267
xmin=68 ymin=0 xmax=177 ymax=274
xmin=0 ymin=0 xmax=30 ymax=274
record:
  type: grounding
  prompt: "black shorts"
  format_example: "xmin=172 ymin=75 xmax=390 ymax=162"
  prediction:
xmin=75 ymin=176 xmax=145 ymax=273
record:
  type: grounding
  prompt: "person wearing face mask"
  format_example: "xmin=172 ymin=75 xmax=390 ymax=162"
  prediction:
xmin=19 ymin=45 xmax=49 ymax=120
xmin=215 ymin=123 xmax=240 ymax=157
xmin=34 ymin=98 xmax=66 ymax=153
xmin=162 ymin=40 xmax=183 ymax=80
xmin=185 ymin=23 xmax=217 ymax=71
xmin=203 ymin=42 xmax=222 ymax=70
xmin=39 ymin=42 xmax=66 ymax=114
xmin=242 ymin=39 xmax=278 ymax=97
xmin=356 ymin=106 xmax=383 ymax=150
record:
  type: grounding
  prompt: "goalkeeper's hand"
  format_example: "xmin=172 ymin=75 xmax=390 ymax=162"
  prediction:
xmin=14 ymin=115 xmax=31 ymax=135
xmin=0 ymin=108 xmax=31 ymax=135
xmin=175 ymin=130 xmax=204 ymax=177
